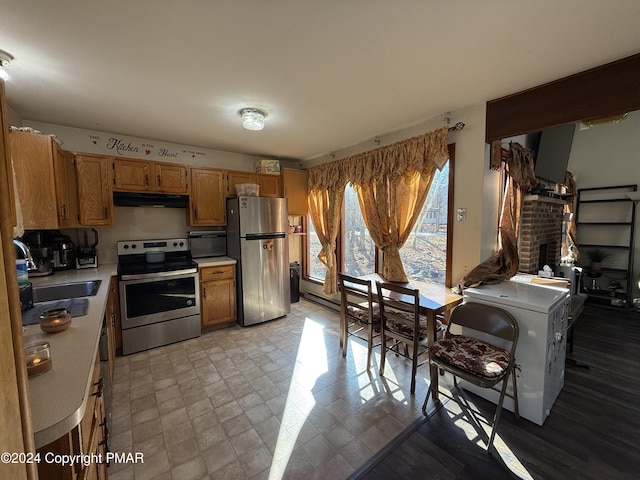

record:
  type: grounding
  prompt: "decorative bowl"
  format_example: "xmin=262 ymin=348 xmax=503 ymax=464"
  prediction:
xmin=40 ymin=308 xmax=72 ymax=333
xmin=25 ymin=341 xmax=52 ymax=376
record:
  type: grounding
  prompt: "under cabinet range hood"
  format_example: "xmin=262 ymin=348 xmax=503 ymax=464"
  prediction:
xmin=113 ymin=192 xmax=189 ymax=208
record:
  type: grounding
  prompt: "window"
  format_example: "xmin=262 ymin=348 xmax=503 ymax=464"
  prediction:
xmin=306 ymin=147 xmax=454 ymax=288
xmin=307 ymin=217 xmax=326 ymax=281
xmin=342 ymin=184 xmax=376 ymax=277
xmin=399 ymin=161 xmax=450 ymax=289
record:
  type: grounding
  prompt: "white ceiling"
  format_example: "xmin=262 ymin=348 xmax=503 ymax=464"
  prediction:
xmin=1 ymin=1 xmax=639 ymax=161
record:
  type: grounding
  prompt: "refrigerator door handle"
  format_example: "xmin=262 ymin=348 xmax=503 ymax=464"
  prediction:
xmin=245 ymin=233 xmax=286 ymax=240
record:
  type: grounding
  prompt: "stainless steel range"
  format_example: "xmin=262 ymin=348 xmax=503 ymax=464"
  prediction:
xmin=117 ymin=238 xmax=200 ymax=355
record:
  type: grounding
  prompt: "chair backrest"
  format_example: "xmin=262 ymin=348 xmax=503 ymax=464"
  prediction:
xmin=375 ymin=281 xmax=421 ymax=329
xmin=338 ymin=273 xmax=375 ymax=319
xmin=448 ymin=302 xmax=519 ymax=346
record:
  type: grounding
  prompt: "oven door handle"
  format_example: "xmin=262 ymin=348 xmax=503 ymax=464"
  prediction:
xmin=120 ymin=268 xmax=198 ymax=281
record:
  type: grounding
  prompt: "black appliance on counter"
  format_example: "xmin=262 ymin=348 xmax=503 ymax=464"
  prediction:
xmin=21 ymin=230 xmax=53 ymax=276
xmin=117 ymin=238 xmax=200 ymax=355
xmin=45 ymin=230 xmax=76 ymax=270
xmin=77 ymin=228 xmax=99 ymax=269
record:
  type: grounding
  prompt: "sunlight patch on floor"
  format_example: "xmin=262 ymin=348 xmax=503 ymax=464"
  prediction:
xmin=268 ymin=317 xmax=328 ymax=480
xmin=440 ymin=390 xmax=534 ymax=480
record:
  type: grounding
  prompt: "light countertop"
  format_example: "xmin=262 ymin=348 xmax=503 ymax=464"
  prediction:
xmin=22 ymin=265 xmax=117 ymax=448
xmin=194 ymin=256 xmax=237 ymax=268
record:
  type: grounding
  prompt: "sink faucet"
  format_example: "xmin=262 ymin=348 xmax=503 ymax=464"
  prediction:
xmin=13 ymin=239 xmax=37 ymax=270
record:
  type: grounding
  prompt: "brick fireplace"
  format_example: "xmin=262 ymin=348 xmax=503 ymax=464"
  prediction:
xmin=519 ymin=195 xmax=565 ymax=274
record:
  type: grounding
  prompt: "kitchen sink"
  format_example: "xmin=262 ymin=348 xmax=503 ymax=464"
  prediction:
xmin=32 ymin=280 xmax=102 ymax=303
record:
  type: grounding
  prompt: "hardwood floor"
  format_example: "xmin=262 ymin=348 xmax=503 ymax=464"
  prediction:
xmin=349 ymin=304 xmax=640 ymax=480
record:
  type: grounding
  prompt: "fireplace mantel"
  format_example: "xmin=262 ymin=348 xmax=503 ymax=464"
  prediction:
xmin=524 ymin=194 xmax=566 ymax=206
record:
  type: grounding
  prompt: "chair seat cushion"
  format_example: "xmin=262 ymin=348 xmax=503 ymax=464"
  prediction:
xmin=386 ymin=311 xmax=445 ymax=344
xmin=347 ymin=302 xmax=381 ymax=325
xmin=429 ymin=334 xmax=510 ymax=378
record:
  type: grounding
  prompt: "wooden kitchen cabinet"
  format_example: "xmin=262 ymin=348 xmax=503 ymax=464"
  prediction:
xmin=226 ymin=170 xmax=281 ymax=197
xmin=281 ymin=168 xmax=308 ymax=215
xmin=37 ymin=353 xmax=108 ymax=480
xmin=113 ymin=157 xmax=153 ymax=191
xmin=54 ymin=148 xmax=80 ymax=227
xmin=226 ymin=170 xmax=255 ymax=196
xmin=189 ymin=167 xmax=226 ymax=226
xmin=76 ymin=154 xmax=114 ymax=226
xmin=10 ymin=131 xmax=80 ymax=229
xmin=106 ymin=276 xmax=121 ymax=375
xmin=113 ymin=157 xmax=189 ymax=194
xmin=200 ymin=264 xmax=236 ymax=327
xmin=256 ymin=173 xmax=281 ymax=197
xmin=155 ymin=161 xmax=189 ymax=193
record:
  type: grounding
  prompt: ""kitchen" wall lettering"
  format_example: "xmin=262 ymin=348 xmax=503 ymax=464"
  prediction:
xmin=106 ymin=137 xmax=139 ymax=155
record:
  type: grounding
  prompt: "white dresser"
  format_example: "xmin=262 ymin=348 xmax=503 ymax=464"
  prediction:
xmin=461 ymin=280 xmax=570 ymax=426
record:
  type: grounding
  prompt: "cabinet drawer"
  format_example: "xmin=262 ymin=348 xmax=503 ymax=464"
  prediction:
xmin=200 ymin=264 xmax=235 ymax=282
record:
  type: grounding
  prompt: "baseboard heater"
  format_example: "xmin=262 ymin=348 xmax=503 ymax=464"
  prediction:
xmin=304 ymin=291 xmax=340 ymax=312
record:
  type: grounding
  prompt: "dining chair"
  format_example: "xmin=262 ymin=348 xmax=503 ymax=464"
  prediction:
xmin=338 ymin=273 xmax=381 ymax=370
xmin=375 ymin=281 xmax=432 ymax=394
xmin=422 ymin=302 xmax=519 ymax=451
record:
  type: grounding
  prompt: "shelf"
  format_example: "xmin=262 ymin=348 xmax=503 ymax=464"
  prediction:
xmin=578 ymin=198 xmax=633 ymax=204
xmin=579 ymin=243 xmax=630 ymax=250
xmin=577 ymin=184 xmax=637 ymax=311
xmin=576 ymin=222 xmax=633 ymax=226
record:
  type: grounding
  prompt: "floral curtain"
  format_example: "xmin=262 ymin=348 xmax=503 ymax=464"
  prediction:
xmin=456 ymin=142 xmax=537 ymax=291
xmin=307 ymin=127 xmax=449 ymax=291
xmin=307 ymin=163 xmax=348 ymax=295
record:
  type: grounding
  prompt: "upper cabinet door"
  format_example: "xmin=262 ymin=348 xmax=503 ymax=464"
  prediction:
xmin=113 ymin=158 xmax=154 ymax=192
xmin=10 ymin=131 xmax=61 ymax=229
xmin=53 ymin=146 xmax=80 ymax=228
xmin=76 ymin=154 xmax=114 ymax=226
xmin=189 ymin=167 xmax=225 ymax=226
xmin=225 ymin=171 xmax=255 ymax=197
xmin=255 ymin=173 xmax=281 ymax=198
xmin=281 ymin=168 xmax=308 ymax=215
xmin=155 ymin=162 xmax=189 ymax=194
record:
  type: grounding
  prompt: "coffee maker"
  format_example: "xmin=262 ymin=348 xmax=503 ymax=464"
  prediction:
xmin=21 ymin=230 xmax=54 ymax=276
xmin=46 ymin=230 xmax=76 ymax=270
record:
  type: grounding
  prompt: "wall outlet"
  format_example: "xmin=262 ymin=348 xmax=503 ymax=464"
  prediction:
xmin=456 ymin=208 xmax=467 ymax=221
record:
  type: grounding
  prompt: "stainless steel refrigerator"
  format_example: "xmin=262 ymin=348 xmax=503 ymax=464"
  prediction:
xmin=226 ymin=196 xmax=291 ymax=326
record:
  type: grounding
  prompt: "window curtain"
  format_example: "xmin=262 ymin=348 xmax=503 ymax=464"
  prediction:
xmin=308 ymin=163 xmax=348 ymax=295
xmin=456 ymin=142 xmax=537 ymax=291
xmin=307 ymin=127 xmax=449 ymax=292
xmin=351 ymin=132 xmax=447 ymax=282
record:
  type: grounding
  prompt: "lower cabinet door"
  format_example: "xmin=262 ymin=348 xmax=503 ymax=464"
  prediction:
xmin=201 ymin=279 xmax=236 ymax=327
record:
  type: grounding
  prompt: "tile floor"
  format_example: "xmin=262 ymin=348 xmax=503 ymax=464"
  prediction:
xmin=108 ymin=298 xmax=439 ymax=480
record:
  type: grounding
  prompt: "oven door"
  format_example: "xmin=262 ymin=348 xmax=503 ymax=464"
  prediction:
xmin=119 ymin=271 xmax=200 ymax=329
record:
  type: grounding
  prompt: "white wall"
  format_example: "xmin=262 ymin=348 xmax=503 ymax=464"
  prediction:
xmin=567 ymin=110 xmax=640 ymax=298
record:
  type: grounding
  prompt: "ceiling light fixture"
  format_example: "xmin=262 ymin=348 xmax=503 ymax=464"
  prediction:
xmin=0 ymin=49 xmax=14 ymax=82
xmin=240 ymin=108 xmax=266 ymax=131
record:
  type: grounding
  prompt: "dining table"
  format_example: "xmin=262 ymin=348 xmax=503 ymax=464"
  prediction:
xmin=356 ymin=273 xmax=463 ymax=401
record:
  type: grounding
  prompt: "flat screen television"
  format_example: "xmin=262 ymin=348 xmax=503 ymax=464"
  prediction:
xmin=533 ymin=123 xmax=575 ymax=185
